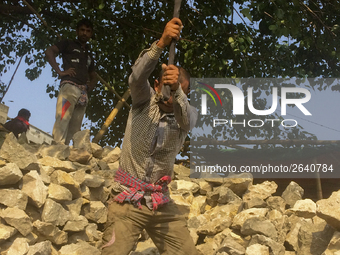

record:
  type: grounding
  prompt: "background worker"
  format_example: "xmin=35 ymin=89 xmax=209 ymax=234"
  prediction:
xmin=45 ymin=18 xmax=97 ymax=145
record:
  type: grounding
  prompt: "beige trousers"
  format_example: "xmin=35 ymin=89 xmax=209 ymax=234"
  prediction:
xmin=52 ymin=83 xmax=86 ymax=145
xmin=102 ymin=201 xmax=198 ymax=255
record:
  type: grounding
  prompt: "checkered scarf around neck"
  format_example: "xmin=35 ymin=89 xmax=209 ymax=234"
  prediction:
xmin=114 ymin=168 xmax=171 ymax=210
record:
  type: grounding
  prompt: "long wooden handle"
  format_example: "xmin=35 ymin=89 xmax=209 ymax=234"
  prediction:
xmin=168 ymin=0 xmax=182 ymax=65
xmin=163 ymin=0 xmax=182 ymax=100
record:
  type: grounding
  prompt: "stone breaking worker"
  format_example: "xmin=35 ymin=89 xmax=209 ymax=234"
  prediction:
xmin=102 ymin=18 xmax=198 ymax=255
xmin=45 ymin=18 xmax=97 ymax=145
xmin=4 ymin=108 xmax=31 ymax=138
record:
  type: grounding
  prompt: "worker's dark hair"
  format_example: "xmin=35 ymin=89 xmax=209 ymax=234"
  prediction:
xmin=76 ymin=18 xmax=94 ymax=30
xmin=18 ymin=108 xmax=31 ymax=120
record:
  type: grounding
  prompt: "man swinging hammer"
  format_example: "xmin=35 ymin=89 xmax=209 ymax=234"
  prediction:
xmin=101 ymin=18 xmax=198 ymax=255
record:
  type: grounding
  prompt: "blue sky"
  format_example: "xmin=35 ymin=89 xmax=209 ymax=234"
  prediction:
xmin=2 ymin=61 xmax=61 ymax=135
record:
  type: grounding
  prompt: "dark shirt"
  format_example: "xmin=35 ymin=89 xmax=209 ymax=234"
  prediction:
xmin=55 ymin=39 xmax=95 ymax=85
xmin=4 ymin=118 xmax=29 ymax=138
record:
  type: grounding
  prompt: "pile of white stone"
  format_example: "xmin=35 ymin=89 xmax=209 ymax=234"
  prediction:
xmin=0 ymin=130 xmax=340 ymax=255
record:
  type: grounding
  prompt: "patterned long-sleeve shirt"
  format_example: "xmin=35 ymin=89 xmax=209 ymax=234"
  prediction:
xmin=118 ymin=41 xmax=197 ymax=209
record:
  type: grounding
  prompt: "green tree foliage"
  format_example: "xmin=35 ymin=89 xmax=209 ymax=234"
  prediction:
xmin=1 ymin=0 xmax=339 ymax=148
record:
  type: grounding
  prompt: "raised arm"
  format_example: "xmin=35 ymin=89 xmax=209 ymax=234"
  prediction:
xmin=128 ymin=18 xmax=183 ymax=108
xmin=172 ymin=87 xmax=198 ymax=132
xmin=128 ymin=43 xmax=163 ymax=108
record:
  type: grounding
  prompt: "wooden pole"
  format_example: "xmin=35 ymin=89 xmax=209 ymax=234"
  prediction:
xmin=92 ymin=89 xmax=131 ymax=143
xmin=96 ymin=73 xmax=130 ymax=109
xmin=162 ymin=0 xmax=182 ymax=100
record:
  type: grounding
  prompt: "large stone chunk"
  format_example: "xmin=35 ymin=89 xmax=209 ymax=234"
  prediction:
xmin=211 ymin=228 xmax=250 ymax=253
xmin=215 ymin=236 xmax=246 ymax=255
xmin=91 ymin=143 xmax=103 ymax=159
xmin=101 ymin=146 xmax=115 ymax=158
xmin=42 ymin=165 xmax=56 ymax=176
xmin=245 ymin=197 xmax=267 ymax=209
xmin=52 ymin=231 xmax=69 ymax=246
xmin=21 ymin=170 xmax=48 ymax=208
xmin=48 ymin=183 xmax=73 ymax=202
xmin=68 ymin=148 xmax=92 ymax=164
xmin=249 ymin=234 xmax=285 ymax=255
xmin=170 ymin=180 xmax=200 ymax=194
xmin=88 ymin=186 xmax=110 ymax=203
xmin=70 ymin=169 xmax=86 ymax=185
xmin=188 ymin=195 xmax=207 ymax=218
xmin=102 ymin=146 xmax=121 ymax=164
xmin=0 ymin=224 xmax=17 ymax=242
xmin=85 ymin=223 xmax=102 ymax=242
xmin=27 ymin=241 xmax=53 ymax=255
xmin=285 ymin=216 xmax=303 ymax=251
xmin=0 ymin=163 xmax=23 ymax=185
xmin=289 ymin=199 xmax=316 ymax=218
xmin=196 ymin=242 xmax=215 ymax=255
xmin=316 ymin=190 xmax=340 ymax=230
xmin=197 ymin=202 xmax=241 ymax=236
xmin=245 ymin=244 xmax=269 ymax=255
xmin=2 ymin=207 xmax=33 ymax=236
xmin=222 ymin=173 xmax=253 ymax=196
xmin=266 ymin=196 xmax=286 ymax=213
xmin=68 ymin=223 xmax=103 ymax=244
xmin=323 ymin=231 xmax=340 ymax=255
xmin=197 ymin=180 xmax=213 ymax=195
xmin=206 ymin=187 xmax=220 ymax=207
xmin=231 ymin=208 xmax=269 ymax=230
xmin=41 ymin=198 xmax=71 ymax=226
xmin=33 ymin=220 xmax=68 ymax=245
xmin=0 ymin=132 xmax=38 ymax=170
xmin=187 ymin=214 xmax=209 ymax=229
xmin=58 ymin=241 xmax=101 ymax=255
xmin=296 ymin=218 xmax=334 ymax=255
xmin=39 ymin=144 xmax=70 ymax=160
xmin=241 ymin=217 xmax=277 ymax=240
xmin=197 ymin=205 xmax=233 ymax=235
xmin=63 ymin=215 xmax=89 ymax=232
xmin=82 ymin=201 xmax=107 ymax=224
xmin=64 ymin=198 xmax=84 ymax=217
xmin=282 ymin=181 xmax=304 ymax=208
xmin=39 ymin=156 xmax=77 ymax=172
xmin=50 ymin=170 xmax=81 ymax=199
xmin=171 ymin=191 xmax=194 ymax=215
xmin=0 ymin=188 xmax=28 ymax=210
xmin=84 ymin=174 xmax=105 ymax=188
xmin=218 ymin=186 xmax=242 ymax=204
xmin=33 ymin=220 xmax=61 ymax=237
xmin=243 ymin=181 xmax=278 ymax=202
xmin=5 ymin=237 xmax=29 ymax=255
xmin=39 ymin=164 xmax=51 ymax=184
xmin=73 ymin=129 xmax=92 ymax=153
xmin=173 ymin=164 xmax=191 ymax=177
